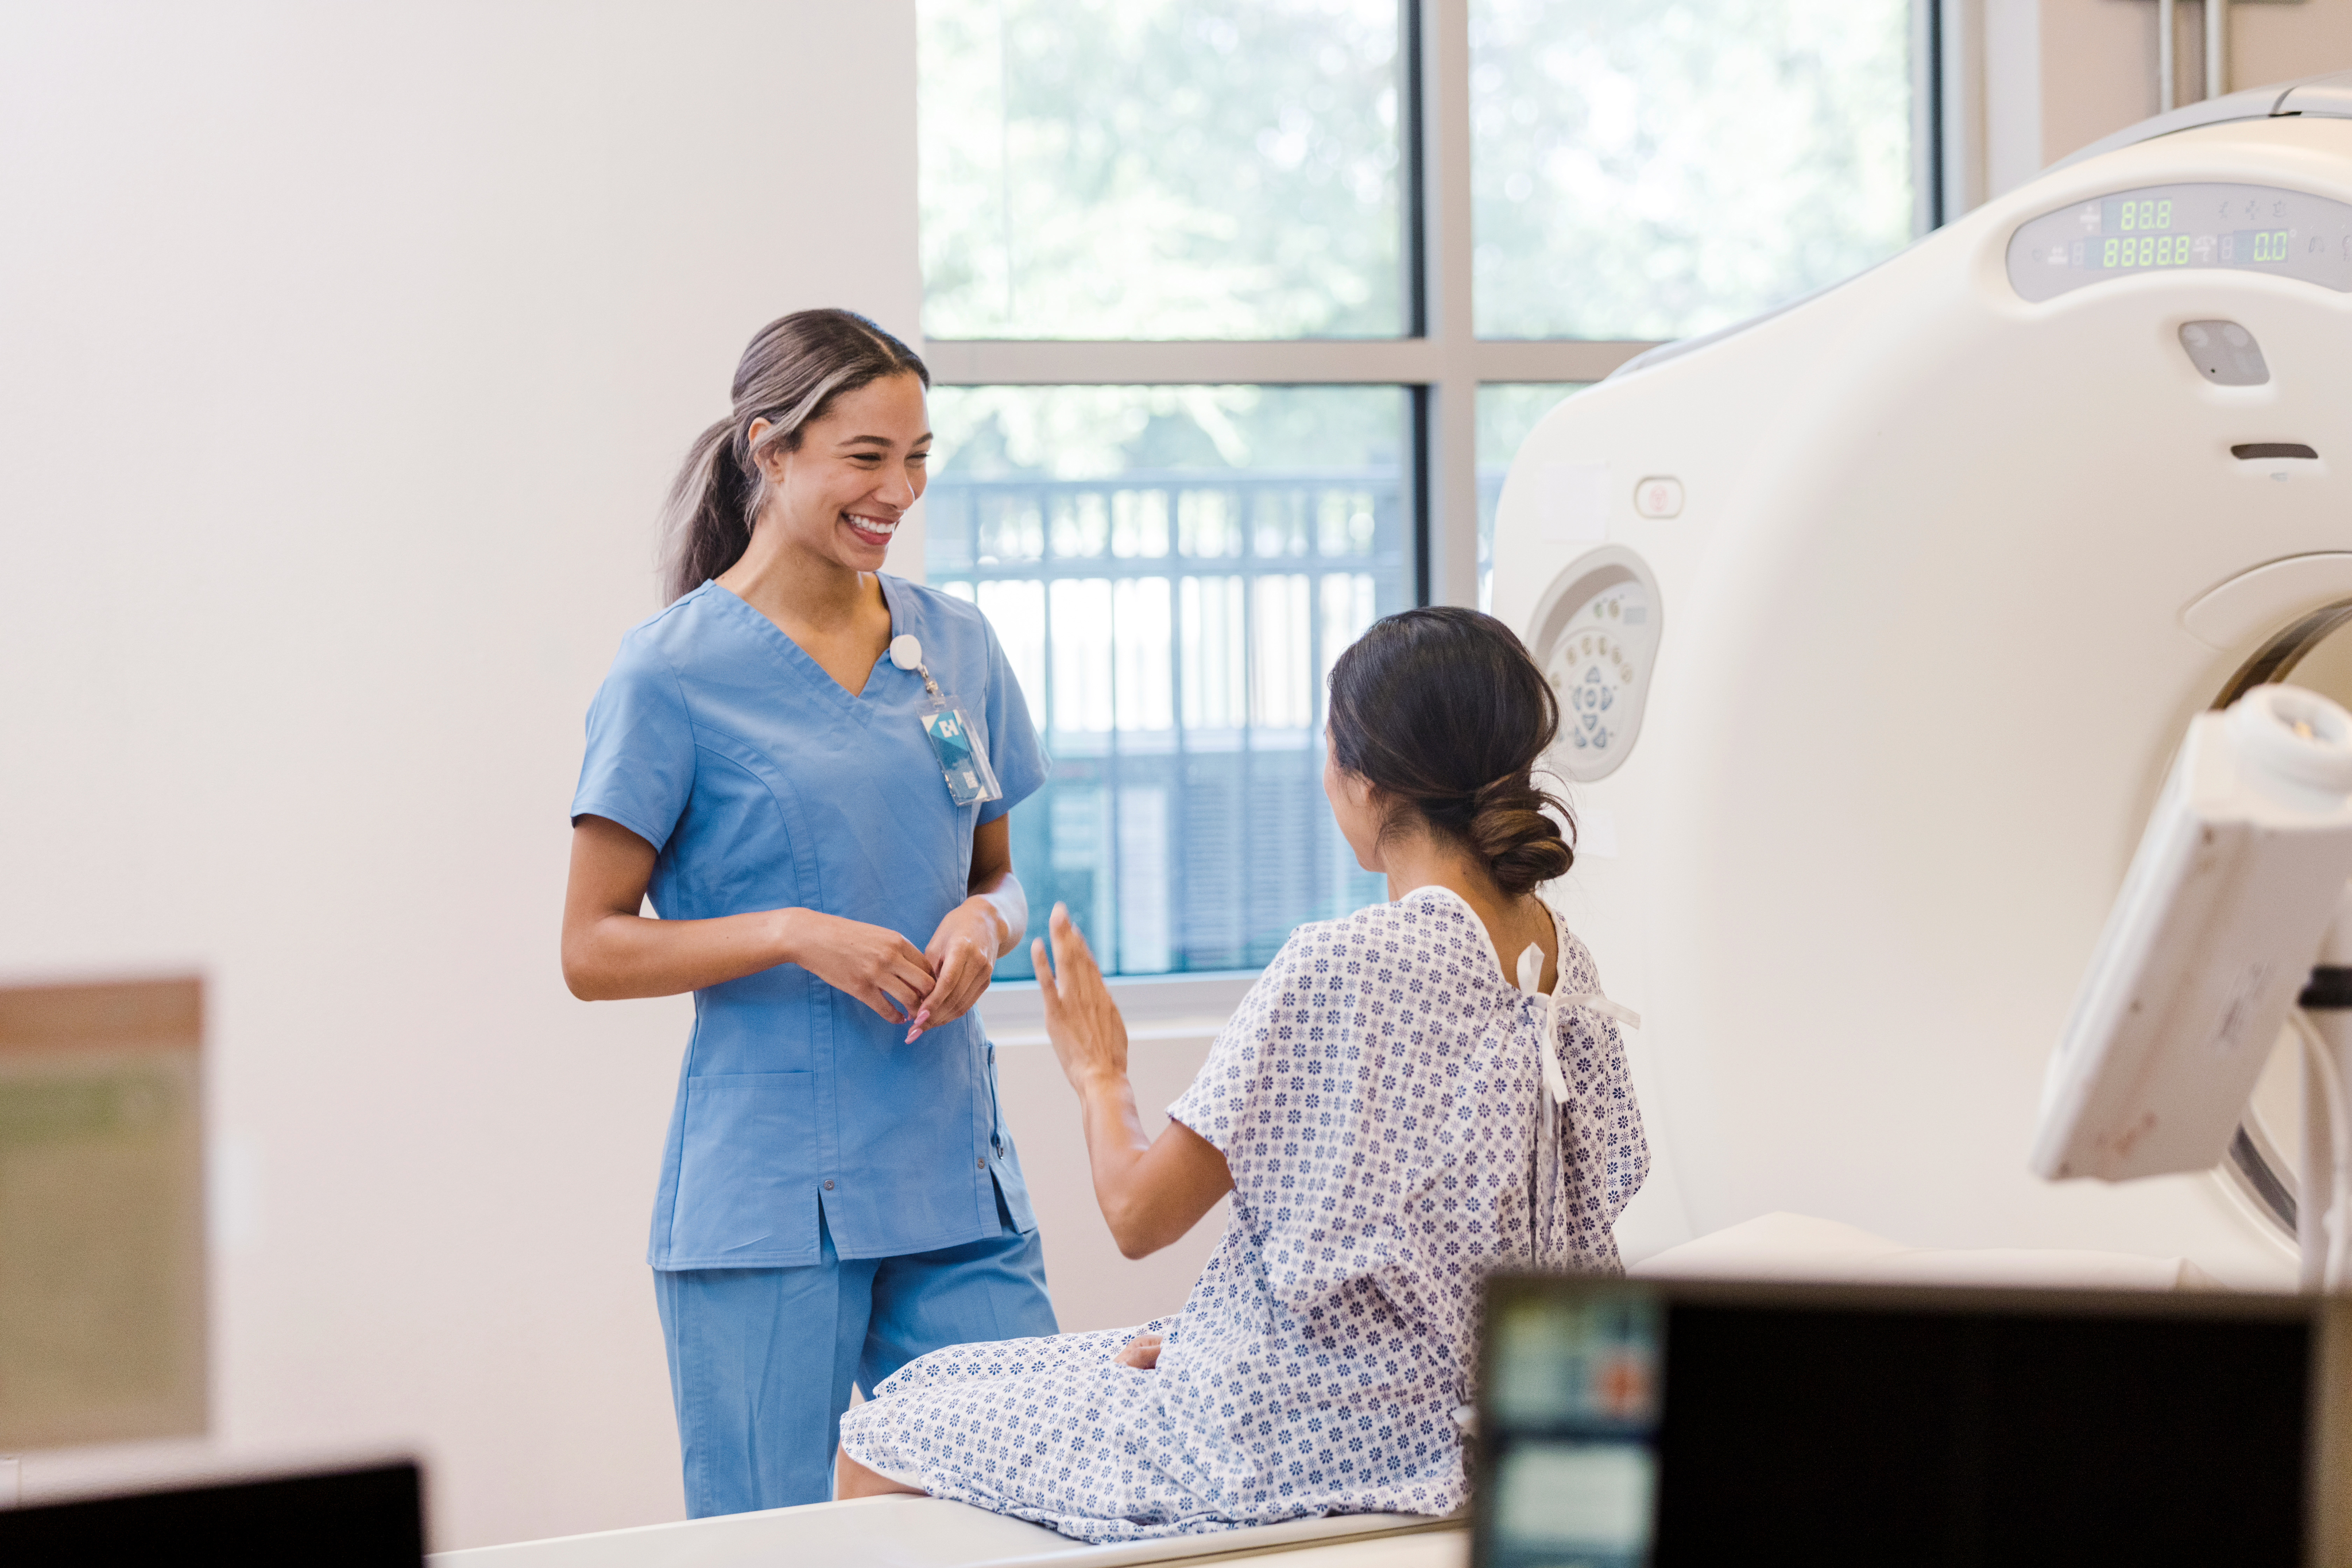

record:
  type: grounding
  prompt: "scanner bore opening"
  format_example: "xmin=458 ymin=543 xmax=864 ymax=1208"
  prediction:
xmin=2214 ymin=601 xmax=2352 ymax=1240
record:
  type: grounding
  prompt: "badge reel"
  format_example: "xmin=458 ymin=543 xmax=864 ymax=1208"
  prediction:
xmin=890 ymin=634 xmax=1003 ymax=807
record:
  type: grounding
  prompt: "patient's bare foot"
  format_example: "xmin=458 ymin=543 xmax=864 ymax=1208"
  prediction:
xmin=835 ymin=1446 xmax=926 ymax=1500
xmin=1114 ymin=1331 xmax=1164 ymax=1369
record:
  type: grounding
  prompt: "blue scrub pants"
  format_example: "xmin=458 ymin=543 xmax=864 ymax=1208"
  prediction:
xmin=654 ymin=1198 xmax=1055 ymax=1517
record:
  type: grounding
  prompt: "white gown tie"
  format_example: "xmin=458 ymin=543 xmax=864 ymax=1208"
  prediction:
xmin=1515 ymin=938 xmax=1640 ymax=1261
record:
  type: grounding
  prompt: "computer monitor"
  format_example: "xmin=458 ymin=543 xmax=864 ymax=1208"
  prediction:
xmin=0 ymin=1461 xmax=424 ymax=1563
xmin=2030 ymin=686 xmax=2352 ymax=1183
xmin=1474 ymin=1273 xmax=2352 ymax=1568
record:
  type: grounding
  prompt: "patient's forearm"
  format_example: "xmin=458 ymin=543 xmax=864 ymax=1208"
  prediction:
xmin=1074 ymin=1072 xmax=1232 ymax=1260
xmin=1076 ymin=1073 xmax=1158 ymax=1255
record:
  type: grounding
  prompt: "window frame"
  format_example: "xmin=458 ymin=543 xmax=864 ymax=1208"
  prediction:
xmin=921 ymin=0 xmax=1944 ymax=1005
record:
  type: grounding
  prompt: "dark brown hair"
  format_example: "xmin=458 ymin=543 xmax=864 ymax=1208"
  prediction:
xmin=1326 ymin=606 xmax=1575 ymax=896
xmin=658 ymin=308 xmax=929 ymax=602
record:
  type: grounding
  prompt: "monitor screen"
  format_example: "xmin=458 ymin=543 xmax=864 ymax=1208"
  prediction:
xmin=0 ymin=1462 xmax=424 ymax=1565
xmin=1477 ymin=1277 xmax=2311 ymax=1568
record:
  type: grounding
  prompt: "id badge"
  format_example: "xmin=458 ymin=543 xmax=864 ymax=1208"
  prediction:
xmin=922 ymin=698 xmax=1004 ymax=807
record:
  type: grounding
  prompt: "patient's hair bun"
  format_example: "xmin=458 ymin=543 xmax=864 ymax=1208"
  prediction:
xmin=1327 ymin=606 xmax=1574 ymax=897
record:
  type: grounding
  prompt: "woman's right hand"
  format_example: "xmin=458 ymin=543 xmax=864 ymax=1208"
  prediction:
xmin=783 ymin=909 xmax=937 ymax=1023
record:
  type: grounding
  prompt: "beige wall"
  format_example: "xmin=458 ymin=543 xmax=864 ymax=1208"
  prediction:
xmin=2237 ymin=0 xmax=2352 ymax=87
xmin=2030 ymin=0 xmax=2352 ymax=178
xmin=0 ymin=1 xmax=925 ymax=1550
xmin=988 ymin=1035 xmax=1230 ymax=1333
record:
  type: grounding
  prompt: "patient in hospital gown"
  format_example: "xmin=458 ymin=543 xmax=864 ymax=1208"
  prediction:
xmin=837 ymin=608 xmax=1647 ymax=1539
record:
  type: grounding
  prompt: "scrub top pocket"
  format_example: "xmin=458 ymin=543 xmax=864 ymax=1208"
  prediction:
xmin=668 ymin=1071 xmax=819 ymax=1266
xmin=983 ymin=1044 xmax=1038 ymax=1233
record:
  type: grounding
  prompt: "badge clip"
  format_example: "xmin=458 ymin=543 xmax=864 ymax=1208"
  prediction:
xmin=892 ymin=635 xmax=1004 ymax=807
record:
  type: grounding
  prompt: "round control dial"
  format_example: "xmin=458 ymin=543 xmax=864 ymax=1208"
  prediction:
xmin=1546 ymin=583 xmax=1648 ymax=767
xmin=1525 ymin=547 xmax=1662 ymax=784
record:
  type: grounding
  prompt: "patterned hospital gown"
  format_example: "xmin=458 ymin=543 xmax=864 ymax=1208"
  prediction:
xmin=836 ymin=885 xmax=1647 ymax=1539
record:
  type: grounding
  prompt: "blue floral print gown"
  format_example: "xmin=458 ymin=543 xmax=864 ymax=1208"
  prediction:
xmin=837 ymin=885 xmax=1648 ymax=1539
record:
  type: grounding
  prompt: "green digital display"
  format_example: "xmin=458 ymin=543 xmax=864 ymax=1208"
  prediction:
xmin=2106 ymin=196 xmax=2173 ymax=233
xmin=2230 ymin=229 xmax=2295 ymax=264
xmin=2007 ymin=181 xmax=2352 ymax=301
xmin=2101 ymin=233 xmax=2196 ymax=268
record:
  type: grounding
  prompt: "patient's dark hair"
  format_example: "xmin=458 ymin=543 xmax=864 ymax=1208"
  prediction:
xmin=1326 ymin=607 xmax=1574 ymax=896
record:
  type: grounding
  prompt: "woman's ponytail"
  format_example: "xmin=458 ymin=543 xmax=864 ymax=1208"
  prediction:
xmin=659 ymin=417 xmax=754 ymax=604
xmin=657 ymin=309 xmax=929 ymax=603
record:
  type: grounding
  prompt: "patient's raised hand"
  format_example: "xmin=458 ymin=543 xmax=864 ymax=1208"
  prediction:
xmin=1114 ymin=1331 xmax=1164 ymax=1370
xmin=1034 ymin=903 xmax=1131 ymax=1094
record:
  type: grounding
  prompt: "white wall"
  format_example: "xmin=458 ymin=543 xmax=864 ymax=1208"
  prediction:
xmin=0 ymin=2 xmax=934 ymax=1550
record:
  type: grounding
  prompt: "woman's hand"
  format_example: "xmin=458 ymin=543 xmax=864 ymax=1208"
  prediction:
xmin=1035 ymin=903 xmax=1229 ymax=1259
xmin=783 ymin=909 xmax=937 ymax=1024
xmin=907 ymin=897 xmax=1008 ymax=1041
xmin=1113 ymin=1331 xmax=1164 ymax=1370
xmin=1034 ymin=904 xmax=1129 ymax=1093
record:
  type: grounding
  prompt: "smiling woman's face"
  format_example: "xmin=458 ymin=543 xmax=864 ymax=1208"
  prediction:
xmin=755 ymin=373 xmax=931 ymax=572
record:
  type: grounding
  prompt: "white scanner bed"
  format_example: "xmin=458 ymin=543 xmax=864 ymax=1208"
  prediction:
xmin=430 ymin=1499 xmax=1457 ymax=1568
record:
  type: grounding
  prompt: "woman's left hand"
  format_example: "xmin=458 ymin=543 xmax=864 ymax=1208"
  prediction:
xmin=1113 ymin=1331 xmax=1164 ymax=1370
xmin=908 ymin=897 xmax=1006 ymax=1040
xmin=1034 ymin=903 xmax=1130 ymax=1094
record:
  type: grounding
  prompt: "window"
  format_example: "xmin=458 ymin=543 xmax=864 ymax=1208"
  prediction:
xmin=917 ymin=2 xmax=1405 ymax=340
xmin=1469 ymin=0 xmax=1920 ymax=339
xmin=928 ymin=386 xmax=1408 ymax=975
xmin=918 ymin=1 xmax=1928 ymax=979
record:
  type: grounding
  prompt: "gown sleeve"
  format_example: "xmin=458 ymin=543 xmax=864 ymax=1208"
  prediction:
xmin=1165 ymin=928 xmax=1306 ymax=1164
xmin=1558 ymin=938 xmax=1650 ymax=1246
xmin=570 ymin=634 xmax=695 ymax=855
xmin=1167 ymin=917 xmax=1421 ymax=1315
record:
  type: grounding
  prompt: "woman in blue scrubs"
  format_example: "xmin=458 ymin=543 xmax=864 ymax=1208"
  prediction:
xmin=560 ymin=309 xmax=1057 ymax=1516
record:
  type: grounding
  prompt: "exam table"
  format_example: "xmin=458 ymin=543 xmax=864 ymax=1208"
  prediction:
xmin=429 ymin=1497 xmax=1460 ymax=1568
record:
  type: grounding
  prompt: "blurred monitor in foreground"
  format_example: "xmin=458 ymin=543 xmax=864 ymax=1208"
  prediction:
xmin=1476 ymin=1273 xmax=2352 ymax=1568
xmin=0 ymin=1461 xmax=422 ymax=1563
xmin=0 ymin=976 xmax=206 ymax=1450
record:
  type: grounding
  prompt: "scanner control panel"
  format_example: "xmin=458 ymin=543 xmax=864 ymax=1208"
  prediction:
xmin=1529 ymin=547 xmax=1664 ymax=784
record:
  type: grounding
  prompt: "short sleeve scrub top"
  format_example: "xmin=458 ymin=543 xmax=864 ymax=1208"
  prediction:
xmin=571 ymin=576 xmax=1055 ymax=1512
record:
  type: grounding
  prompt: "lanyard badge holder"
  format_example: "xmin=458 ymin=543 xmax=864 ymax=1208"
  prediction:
xmin=890 ymin=634 xmax=1003 ymax=807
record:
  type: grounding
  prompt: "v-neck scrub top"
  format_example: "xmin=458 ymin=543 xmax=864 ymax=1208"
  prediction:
xmin=572 ymin=576 xmax=1049 ymax=1271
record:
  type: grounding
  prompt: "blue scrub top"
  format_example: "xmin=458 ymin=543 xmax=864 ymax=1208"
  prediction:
xmin=571 ymin=576 xmax=1049 ymax=1270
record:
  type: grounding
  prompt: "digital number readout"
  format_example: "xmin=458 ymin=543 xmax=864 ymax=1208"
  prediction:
xmin=2096 ymin=230 xmax=2288 ymax=268
xmin=2229 ymin=230 xmax=2293 ymax=263
xmin=2103 ymin=234 xmax=2191 ymax=267
xmin=2109 ymin=198 xmax=2173 ymax=232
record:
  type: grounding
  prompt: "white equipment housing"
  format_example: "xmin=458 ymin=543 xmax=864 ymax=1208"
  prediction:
xmin=1494 ymin=75 xmax=2352 ymax=1286
xmin=2032 ymin=686 xmax=2352 ymax=1183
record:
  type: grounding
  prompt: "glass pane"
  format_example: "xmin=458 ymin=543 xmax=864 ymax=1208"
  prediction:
xmin=926 ymin=386 xmax=1411 ymax=976
xmin=916 ymin=1 xmax=1404 ymax=340
xmin=1470 ymin=0 xmax=1916 ymax=339
xmin=1477 ymin=383 xmax=1587 ymax=611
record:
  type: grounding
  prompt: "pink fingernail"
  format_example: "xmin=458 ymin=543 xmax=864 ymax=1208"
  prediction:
xmin=905 ymin=1009 xmax=930 ymax=1043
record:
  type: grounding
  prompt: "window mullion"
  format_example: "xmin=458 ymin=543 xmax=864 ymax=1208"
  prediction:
xmin=1418 ymin=0 xmax=1480 ymax=609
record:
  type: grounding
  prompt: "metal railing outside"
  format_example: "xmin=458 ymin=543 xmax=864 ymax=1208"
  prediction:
xmin=928 ymin=468 xmax=1410 ymax=976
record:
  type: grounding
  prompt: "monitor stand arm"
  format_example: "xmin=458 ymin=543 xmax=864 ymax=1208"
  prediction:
xmin=2299 ymin=885 xmax=2352 ymax=1291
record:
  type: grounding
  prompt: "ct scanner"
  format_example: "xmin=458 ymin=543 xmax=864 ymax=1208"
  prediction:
xmin=1496 ymin=71 xmax=2352 ymax=1290
xmin=417 ymin=72 xmax=2352 ymax=1568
